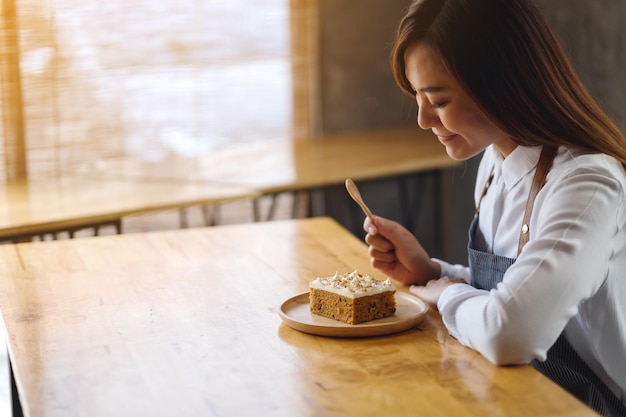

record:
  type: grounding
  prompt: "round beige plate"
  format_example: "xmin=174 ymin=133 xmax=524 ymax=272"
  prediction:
xmin=278 ymin=292 xmax=428 ymax=338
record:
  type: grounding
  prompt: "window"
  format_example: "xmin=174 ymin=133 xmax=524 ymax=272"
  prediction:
xmin=0 ymin=0 xmax=294 ymax=181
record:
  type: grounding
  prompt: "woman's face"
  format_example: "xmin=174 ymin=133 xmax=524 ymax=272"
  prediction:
xmin=404 ymin=43 xmax=517 ymax=160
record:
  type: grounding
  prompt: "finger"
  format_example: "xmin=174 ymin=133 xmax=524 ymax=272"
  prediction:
xmin=363 ymin=216 xmax=378 ymax=236
xmin=370 ymin=259 xmax=397 ymax=275
xmin=409 ymin=285 xmax=437 ymax=310
xmin=368 ymin=247 xmax=397 ymax=263
xmin=408 ymin=285 xmax=427 ymax=302
xmin=365 ymin=233 xmax=394 ymax=253
xmin=374 ymin=216 xmax=416 ymax=245
xmin=408 ymin=284 xmax=422 ymax=296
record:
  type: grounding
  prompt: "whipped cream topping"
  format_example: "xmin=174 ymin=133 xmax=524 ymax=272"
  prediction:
xmin=309 ymin=270 xmax=395 ymax=299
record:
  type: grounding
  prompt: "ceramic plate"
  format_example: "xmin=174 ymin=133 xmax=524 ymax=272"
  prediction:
xmin=278 ymin=292 xmax=428 ymax=338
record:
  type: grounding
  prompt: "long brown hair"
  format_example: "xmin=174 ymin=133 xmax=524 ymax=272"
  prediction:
xmin=392 ymin=0 xmax=626 ymax=165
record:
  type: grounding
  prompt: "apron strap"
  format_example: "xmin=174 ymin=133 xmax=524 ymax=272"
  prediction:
xmin=517 ymin=146 xmax=558 ymax=255
xmin=475 ymin=167 xmax=494 ymax=216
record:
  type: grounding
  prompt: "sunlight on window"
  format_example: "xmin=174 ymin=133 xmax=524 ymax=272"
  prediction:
xmin=1 ymin=0 xmax=291 ymax=179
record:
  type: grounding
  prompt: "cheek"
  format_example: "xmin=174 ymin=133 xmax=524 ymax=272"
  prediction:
xmin=450 ymin=109 xmax=495 ymax=137
xmin=458 ymin=105 xmax=485 ymax=125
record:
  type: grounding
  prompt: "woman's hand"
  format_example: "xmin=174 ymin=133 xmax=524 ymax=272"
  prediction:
xmin=364 ymin=216 xmax=441 ymax=286
xmin=409 ymin=276 xmax=466 ymax=310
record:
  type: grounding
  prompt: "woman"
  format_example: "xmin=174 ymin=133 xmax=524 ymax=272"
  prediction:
xmin=364 ymin=0 xmax=626 ymax=415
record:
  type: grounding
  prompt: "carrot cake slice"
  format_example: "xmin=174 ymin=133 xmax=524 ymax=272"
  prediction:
xmin=309 ymin=271 xmax=396 ymax=324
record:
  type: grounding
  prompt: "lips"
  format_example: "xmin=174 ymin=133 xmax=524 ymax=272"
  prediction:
xmin=436 ymin=133 xmax=458 ymax=143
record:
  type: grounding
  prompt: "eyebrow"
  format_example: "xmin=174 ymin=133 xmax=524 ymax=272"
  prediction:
xmin=418 ymin=86 xmax=447 ymax=93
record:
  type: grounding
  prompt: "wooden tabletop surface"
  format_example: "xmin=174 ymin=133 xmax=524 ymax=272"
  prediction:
xmin=0 ymin=217 xmax=596 ymax=417
xmin=0 ymin=127 xmax=456 ymax=240
xmin=0 ymin=177 xmax=257 ymax=241
xmin=88 ymin=126 xmax=458 ymax=194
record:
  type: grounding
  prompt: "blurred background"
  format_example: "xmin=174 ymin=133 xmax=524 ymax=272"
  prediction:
xmin=0 ymin=0 xmax=625 ymax=413
xmin=0 ymin=0 xmax=292 ymax=180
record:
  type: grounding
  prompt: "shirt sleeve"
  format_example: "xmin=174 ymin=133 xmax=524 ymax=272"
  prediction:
xmin=432 ymin=258 xmax=471 ymax=283
xmin=437 ymin=162 xmax=625 ymax=366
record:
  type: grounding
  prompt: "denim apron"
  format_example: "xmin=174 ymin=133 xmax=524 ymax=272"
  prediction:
xmin=468 ymin=147 xmax=626 ymax=417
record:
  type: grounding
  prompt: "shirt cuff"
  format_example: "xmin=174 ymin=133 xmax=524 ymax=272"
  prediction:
xmin=432 ymin=258 xmax=471 ymax=283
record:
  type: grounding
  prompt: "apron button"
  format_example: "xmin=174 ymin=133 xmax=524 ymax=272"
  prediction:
xmin=522 ymin=224 xmax=529 ymax=234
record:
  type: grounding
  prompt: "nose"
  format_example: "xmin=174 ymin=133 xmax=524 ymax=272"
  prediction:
xmin=416 ymin=104 xmax=439 ymax=130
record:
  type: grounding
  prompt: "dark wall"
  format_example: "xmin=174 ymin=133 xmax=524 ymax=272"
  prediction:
xmin=317 ymin=0 xmax=413 ymax=131
xmin=538 ymin=0 xmax=626 ymax=132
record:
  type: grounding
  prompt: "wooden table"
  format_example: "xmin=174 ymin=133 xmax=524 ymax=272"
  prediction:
xmin=0 ymin=127 xmax=457 ymax=239
xmin=86 ymin=126 xmax=458 ymax=220
xmin=89 ymin=126 xmax=456 ymax=192
xmin=0 ymin=217 xmax=596 ymax=417
xmin=0 ymin=177 xmax=257 ymax=242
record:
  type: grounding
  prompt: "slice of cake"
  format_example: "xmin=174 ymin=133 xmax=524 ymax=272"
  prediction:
xmin=309 ymin=271 xmax=396 ymax=325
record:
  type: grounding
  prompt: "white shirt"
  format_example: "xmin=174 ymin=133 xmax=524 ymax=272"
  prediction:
xmin=434 ymin=145 xmax=626 ymax=404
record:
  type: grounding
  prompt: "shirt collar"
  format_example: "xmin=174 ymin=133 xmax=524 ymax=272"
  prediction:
xmin=497 ymin=145 xmax=543 ymax=191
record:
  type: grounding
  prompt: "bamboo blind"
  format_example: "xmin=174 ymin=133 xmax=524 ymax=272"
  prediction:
xmin=0 ymin=0 xmax=296 ymax=182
